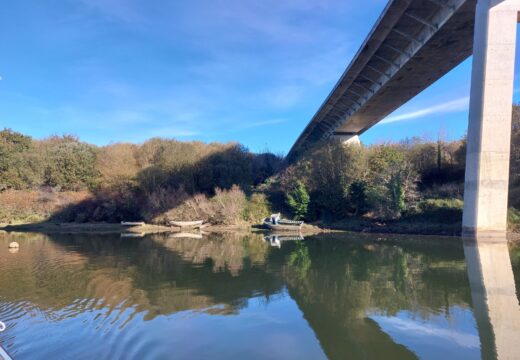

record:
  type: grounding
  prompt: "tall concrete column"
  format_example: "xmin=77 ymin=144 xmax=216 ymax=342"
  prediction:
xmin=462 ymin=0 xmax=520 ymax=238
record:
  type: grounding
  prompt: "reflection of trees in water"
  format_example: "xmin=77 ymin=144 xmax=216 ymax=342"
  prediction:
xmin=0 ymin=232 xmax=280 ymax=326
xmin=280 ymin=235 xmax=472 ymax=360
xmin=0 ymin=232 xmax=91 ymax=313
xmin=153 ymin=232 xmax=270 ymax=276
xmin=509 ymin=243 xmax=520 ymax=292
xmin=287 ymin=241 xmax=311 ymax=280
xmin=0 ymin=231 xmax=481 ymax=359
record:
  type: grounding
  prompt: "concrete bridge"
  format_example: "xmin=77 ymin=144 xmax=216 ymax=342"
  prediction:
xmin=287 ymin=0 xmax=520 ymax=239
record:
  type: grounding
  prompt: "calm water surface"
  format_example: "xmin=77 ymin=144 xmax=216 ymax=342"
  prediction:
xmin=0 ymin=231 xmax=519 ymax=360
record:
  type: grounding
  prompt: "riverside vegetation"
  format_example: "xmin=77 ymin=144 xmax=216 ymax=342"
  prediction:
xmin=1 ymin=106 xmax=520 ymax=234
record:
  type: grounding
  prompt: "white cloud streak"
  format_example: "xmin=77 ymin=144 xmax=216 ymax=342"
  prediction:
xmin=381 ymin=97 xmax=469 ymax=124
xmin=371 ymin=315 xmax=479 ymax=349
xmin=239 ymin=118 xmax=287 ymax=129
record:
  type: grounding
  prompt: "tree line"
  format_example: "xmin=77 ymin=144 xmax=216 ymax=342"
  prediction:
xmin=276 ymin=106 xmax=520 ymax=229
xmin=1 ymin=104 xmax=519 ymax=229
xmin=0 ymin=131 xmax=282 ymax=223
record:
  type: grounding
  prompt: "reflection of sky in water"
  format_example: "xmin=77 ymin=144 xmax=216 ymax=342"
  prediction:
xmin=370 ymin=306 xmax=480 ymax=360
xmin=3 ymin=291 xmax=328 ymax=360
xmin=164 ymin=292 xmax=327 ymax=360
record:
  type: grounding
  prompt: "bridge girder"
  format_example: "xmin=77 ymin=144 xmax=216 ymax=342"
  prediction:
xmin=287 ymin=0 xmax=476 ymax=162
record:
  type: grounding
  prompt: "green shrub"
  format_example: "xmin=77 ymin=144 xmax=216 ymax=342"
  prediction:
xmin=286 ymin=180 xmax=310 ymax=220
xmin=288 ymin=241 xmax=312 ymax=280
xmin=411 ymin=198 xmax=463 ymax=223
xmin=366 ymin=145 xmax=418 ymax=219
xmin=0 ymin=129 xmax=42 ymax=189
xmin=44 ymin=138 xmax=99 ymax=191
xmin=508 ymin=207 xmax=520 ymax=232
xmin=243 ymin=193 xmax=271 ymax=223
xmin=347 ymin=180 xmax=370 ymax=216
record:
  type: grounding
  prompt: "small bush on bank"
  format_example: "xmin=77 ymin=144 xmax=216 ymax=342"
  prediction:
xmin=243 ymin=193 xmax=271 ymax=223
xmin=152 ymin=186 xmax=271 ymax=226
xmin=509 ymin=208 xmax=520 ymax=232
xmin=286 ymin=180 xmax=310 ymax=220
xmin=407 ymin=198 xmax=463 ymax=223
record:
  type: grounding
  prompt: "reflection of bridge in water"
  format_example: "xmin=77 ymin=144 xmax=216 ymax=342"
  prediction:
xmin=0 ymin=232 xmax=519 ymax=358
xmin=464 ymin=238 xmax=520 ymax=359
xmin=288 ymin=0 xmax=520 ymax=239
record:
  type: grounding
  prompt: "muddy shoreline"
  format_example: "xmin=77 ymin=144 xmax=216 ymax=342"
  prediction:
xmin=0 ymin=221 xmax=330 ymax=236
xmin=1 ymin=221 xmax=518 ymax=243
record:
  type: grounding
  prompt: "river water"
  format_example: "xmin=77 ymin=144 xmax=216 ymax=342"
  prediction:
xmin=0 ymin=231 xmax=519 ymax=360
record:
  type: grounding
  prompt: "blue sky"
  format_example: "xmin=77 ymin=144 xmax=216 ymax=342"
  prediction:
xmin=1 ymin=0 xmax=519 ymax=154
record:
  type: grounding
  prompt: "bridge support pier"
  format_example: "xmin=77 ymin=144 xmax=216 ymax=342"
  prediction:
xmin=332 ymin=134 xmax=361 ymax=146
xmin=462 ymin=0 xmax=519 ymax=239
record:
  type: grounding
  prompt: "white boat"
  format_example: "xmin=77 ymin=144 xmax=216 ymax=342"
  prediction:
xmin=169 ymin=220 xmax=204 ymax=228
xmin=263 ymin=214 xmax=303 ymax=231
xmin=121 ymin=221 xmax=145 ymax=226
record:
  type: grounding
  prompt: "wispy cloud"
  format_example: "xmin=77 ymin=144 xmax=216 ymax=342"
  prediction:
xmin=381 ymin=97 xmax=469 ymax=124
xmin=268 ymin=86 xmax=305 ymax=109
xmin=239 ymin=118 xmax=287 ymax=129
xmin=1 ymin=0 xmax=391 ymax=152
xmin=145 ymin=127 xmax=199 ymax=138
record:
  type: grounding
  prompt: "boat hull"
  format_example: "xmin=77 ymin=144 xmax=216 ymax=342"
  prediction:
xmin=169 ymin=220 xmax=204 ymax=228
xmin=121 ymin=222 xmax=145 ymax=226
xmin=263 ymin=219 xmax=303 ymax=231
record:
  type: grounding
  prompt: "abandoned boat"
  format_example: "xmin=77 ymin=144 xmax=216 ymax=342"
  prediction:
xmin=169 ymin=220 xmax=204 ymax=228
xmin=263 ymin=214 xmax=303 ymax=231
xmin=121 ymin=221 xmax=145 ymax=226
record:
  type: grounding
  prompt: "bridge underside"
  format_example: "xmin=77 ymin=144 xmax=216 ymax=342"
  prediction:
xmin=287 ymin=0 xmax=477 ymax=161
xmin=288 ymin=0 xmax=520 ymax=238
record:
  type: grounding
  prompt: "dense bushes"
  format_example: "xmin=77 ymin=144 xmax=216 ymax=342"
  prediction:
xmin=1 ymin=103 xmax=519 ymax=228
xmin=410 ymin=198 xmax=464 ymax=223
xmin=0 ymin=130 xmax=282 ymax=223
xmin=43 ymin=139 xmax=98 ymax=191
xmin=151 ymin=186 xmax=270 ymax=225
xmin=0 ymin=131 xmax=282 ymax=195
xmin=273 ymin=142 xmax=423 ymax=221
xmin=286 ymin=181 xmax=310 ymax=220
xmin=0 ymin=129 xmax=41 ymax=190
xmin=0 ymin=131 xmax=98 ymax=191
xmin=271 ymin=122 xmax=517 ymax=224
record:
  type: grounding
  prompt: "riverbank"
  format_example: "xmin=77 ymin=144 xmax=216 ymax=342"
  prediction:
xmin=0 ymin=222 xmax=173 ymax=234
xmin=320 ymin=218 xmax=462 ymax=237
xmin=0 ymin=221 xmax=330 ymax=236
xmin=2 ymin=221 xmax=519 ymax=243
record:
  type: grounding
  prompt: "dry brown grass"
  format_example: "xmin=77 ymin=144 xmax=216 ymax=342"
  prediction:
xmin=0 ymin=189 xmax=90 ymax=224
xmin=151 ymin=186 xmax=270 ymax=226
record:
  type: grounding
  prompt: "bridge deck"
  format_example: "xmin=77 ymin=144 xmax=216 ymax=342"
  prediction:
xmin=287 ymin=0 xmax=476 ymax=161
